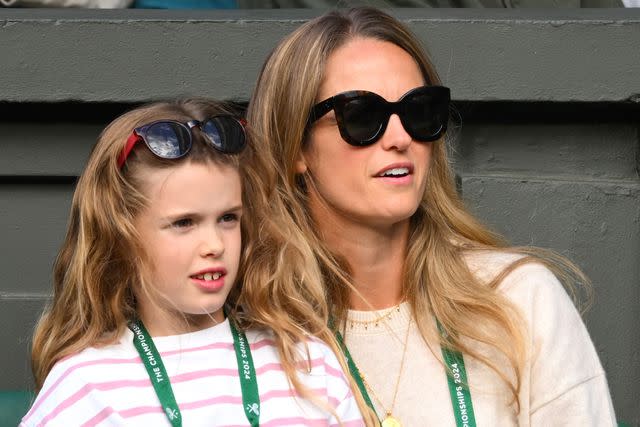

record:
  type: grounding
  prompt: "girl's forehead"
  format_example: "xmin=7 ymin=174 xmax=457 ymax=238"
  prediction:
xmin=138 ymin=162 xmax=241 ymax=210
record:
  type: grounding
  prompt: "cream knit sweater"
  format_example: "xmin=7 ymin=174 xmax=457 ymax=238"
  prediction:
xmin=343 ymin=251 xmax=616 ymax=426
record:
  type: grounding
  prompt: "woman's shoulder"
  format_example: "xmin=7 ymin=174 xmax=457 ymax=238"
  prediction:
xmin=463 ymin=249 xmax=565 ymax=296
xmin=464 ymin=249 xmax=527 ymax=281
xmin=463 ymin=249 xmax=613 ymax=421
xmin=463 ymin=248 xmax=602 ymax=365
xmin=462 ymin=248 xmax=585 ymax=330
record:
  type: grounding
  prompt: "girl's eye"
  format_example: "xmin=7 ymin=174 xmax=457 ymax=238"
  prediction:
xmin=172 ymin=218 xmax=193 ymax=228
xmin=220 ymin=213 xmax=239 ymax=223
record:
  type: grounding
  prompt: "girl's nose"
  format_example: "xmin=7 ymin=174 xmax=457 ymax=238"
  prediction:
xmin=201 ymin=228 xmax=224 ymax=258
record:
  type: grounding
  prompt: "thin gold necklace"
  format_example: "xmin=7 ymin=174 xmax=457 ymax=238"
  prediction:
xmin=348 ymin=303 xmax=402 ymax=329
xmin=359 ymin=319 xmax=411 ymax=427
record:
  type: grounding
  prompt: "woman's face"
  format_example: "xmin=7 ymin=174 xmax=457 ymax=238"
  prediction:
xmin=300 ymin=37 xmax=432 ymax=230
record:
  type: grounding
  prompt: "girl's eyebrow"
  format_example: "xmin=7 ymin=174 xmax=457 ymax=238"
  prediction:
xmin=161 ymin=212 xmax=201 ymax=220
xmin=158 ymin=212 xmax=203 ymax=226
xmin=161 ymin=205 xmax=244 ymax=221
xmin=225 ymin=205 xmax=244 ymax=213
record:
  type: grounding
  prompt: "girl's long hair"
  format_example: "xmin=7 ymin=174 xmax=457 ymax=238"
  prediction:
xmin=31 ymin=99 xmax=243 ymax=391
xmin=245 ymin=6 xmax=590 ymax=415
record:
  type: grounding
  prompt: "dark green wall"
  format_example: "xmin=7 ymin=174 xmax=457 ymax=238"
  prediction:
xmin=1 ymin=8 xmax=638 ymax=425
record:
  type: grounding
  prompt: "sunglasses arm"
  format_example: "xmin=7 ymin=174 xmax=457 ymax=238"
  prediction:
xmin=117 ymin=133 xmax=143 ymax=168
xmin=308 ymin=98 xmax=335 ymax=126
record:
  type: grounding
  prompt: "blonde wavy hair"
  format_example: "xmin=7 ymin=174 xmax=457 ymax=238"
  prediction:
xmin=244 ymin=6 xmax=590 ymax=415
xmin=31 ymin=99 xmax=246 ymax=391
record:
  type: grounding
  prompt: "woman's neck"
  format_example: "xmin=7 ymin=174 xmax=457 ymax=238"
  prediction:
xmin=317 ymin=215 xmax=409 ymax=311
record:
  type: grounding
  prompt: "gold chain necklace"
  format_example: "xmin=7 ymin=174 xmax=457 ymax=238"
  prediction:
xmin=358 ymin=319 xmax=412 ymax=427
xmin=348 ymin=303 xmax=402 ymax=330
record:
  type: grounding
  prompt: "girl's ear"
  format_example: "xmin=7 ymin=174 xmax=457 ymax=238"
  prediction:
xmin=294 ymin=152 xmax=308 ymax=174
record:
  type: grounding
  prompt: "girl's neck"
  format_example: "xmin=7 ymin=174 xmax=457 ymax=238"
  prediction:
xmin=317 ymin=215 xmax=409 ymax=311
xmin=137 ymin=306 xmax=224 ymax=337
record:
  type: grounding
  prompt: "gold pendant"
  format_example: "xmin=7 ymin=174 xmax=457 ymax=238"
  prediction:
xmin=381 ymin=415 xmax=402 ymax=427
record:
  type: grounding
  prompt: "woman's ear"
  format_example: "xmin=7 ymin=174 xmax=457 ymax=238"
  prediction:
xmin=294 ymin=152 xmax=308 ymax=174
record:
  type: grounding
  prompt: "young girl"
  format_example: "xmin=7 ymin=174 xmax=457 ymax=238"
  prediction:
xmin=21 ymin=99 xmax=369 ymax=426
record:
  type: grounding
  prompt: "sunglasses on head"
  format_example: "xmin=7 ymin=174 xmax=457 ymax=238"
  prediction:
xmin=307 ymin=85 xmax=450 ymax=147
xmin=117 ymin=116 xmax=246 ymax=168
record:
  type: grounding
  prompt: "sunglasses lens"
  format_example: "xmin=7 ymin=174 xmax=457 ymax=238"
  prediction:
xmin=202 ymin=117 xmax=245 ymax=154
xmin=145 ymin=122 xmax=191 ymax=158
xmin=403 ymin=88 xmax=449 ymax=141
xmin=342 ymin=95 xmax=386 ymax=145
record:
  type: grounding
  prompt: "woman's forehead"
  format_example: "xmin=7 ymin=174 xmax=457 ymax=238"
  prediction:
xmin=318 ymin=37 xmax=424 ymax=101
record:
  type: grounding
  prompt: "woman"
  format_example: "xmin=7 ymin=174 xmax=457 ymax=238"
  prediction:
xmin=242 ymin=7 xmax=616 ymax=426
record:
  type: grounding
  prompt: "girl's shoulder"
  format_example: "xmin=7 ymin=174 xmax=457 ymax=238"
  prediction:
xmin=44 ymin=330 xmax=135 ymax=387
xmin=244 ymin=327 xmax=345 ymax=372
xmin=21 ymin=332 xmax=135 ymax=426
xmin=239 ymin=328 xmax=361 ymax=424
xmin=243 ymin=327 xmax=353 ymax=397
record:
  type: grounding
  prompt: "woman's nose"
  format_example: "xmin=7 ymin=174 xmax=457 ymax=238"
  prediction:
xmin=379 ymin=114 xmax=412 ymax=151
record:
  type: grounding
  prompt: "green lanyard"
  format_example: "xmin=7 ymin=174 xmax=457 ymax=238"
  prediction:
xmin=441 ymin=344 xmax=477 ymax=427
xmin=437 ymin=321 xmax=477 ymax=427
xmin=335 ymin=322 xmax=477 ymax=427
xmin=129 ymin=319 xmax=260 ymax=426
xmin=229 ymin=319 xmax=261 ymax=426
xmin=334 ymin=326 xmax=378 ymax=414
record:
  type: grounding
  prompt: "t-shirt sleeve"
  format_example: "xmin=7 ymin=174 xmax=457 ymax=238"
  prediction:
xmin=500 ymin=262 xmax=617 ymax=426
xmin=331 ymin=396 xmax=367 ymax=427
xmin=20 ymin=360 xmax=76 ymax=427
xmin=315 ymin=341 xmax=366 ymax=427
xmin=20 ymin=356 xmax=127 ymax=427
xmin=20 ymin=360 xmax=79 ymax=426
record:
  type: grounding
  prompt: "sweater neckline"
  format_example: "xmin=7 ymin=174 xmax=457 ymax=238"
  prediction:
xmin=346 ymin=301 xmax=412 ymax=335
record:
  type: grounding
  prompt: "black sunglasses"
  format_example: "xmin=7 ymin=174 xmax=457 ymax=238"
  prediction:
xmin=307 ymin=85 xmax=450 ymax=147
xmin=118 ymin=116 xmax=246 ymax=168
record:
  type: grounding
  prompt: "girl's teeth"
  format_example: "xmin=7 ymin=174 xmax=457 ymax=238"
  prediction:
xmin=198 ymin=272 xmax=222 ymax=281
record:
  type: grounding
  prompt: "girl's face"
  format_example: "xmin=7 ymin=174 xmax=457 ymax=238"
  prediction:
xmin=134 ymin=161 xmax=242 ymax=336
xmin=299 ymin=37 xmax=432 ymax=231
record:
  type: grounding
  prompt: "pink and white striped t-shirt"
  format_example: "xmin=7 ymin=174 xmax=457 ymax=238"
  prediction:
xmin=21 ymin=319 xmax=365 ymax=426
